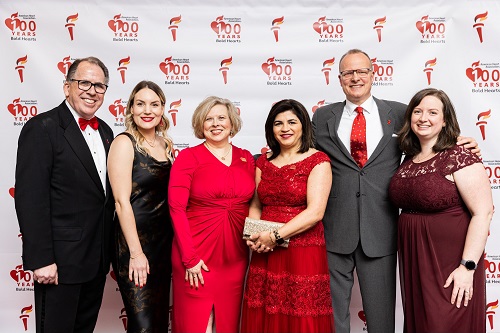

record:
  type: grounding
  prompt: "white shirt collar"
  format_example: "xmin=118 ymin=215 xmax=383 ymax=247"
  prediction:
xmin=345 ymin=95 xmax=375 ymax=116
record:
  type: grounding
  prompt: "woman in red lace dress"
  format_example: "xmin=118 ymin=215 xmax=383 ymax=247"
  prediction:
xmin=389 ymin=88 xmax=493 ymax=333
xmin=240 ymin=99 xmax=334 ymax=333
xmin=168 ymin=96 xmax=255 ymax=333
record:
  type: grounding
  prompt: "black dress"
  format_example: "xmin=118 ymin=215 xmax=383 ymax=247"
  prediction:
xmin=112 ymin=132 xmax=173 ymax=333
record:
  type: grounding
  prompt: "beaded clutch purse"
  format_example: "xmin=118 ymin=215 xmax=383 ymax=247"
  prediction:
xmin=242 ymin=217 xmax=289 ymax=248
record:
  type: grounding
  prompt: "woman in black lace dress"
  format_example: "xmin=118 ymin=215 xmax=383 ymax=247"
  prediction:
xmin=108 ymin=81 xmax=174 ymax=332
xmin=389 ymin=88 xmax=493 ymax=333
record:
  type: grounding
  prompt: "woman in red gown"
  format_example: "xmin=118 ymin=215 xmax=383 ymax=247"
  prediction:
xmin=389 ymin=88 xmax=493 ymax=333
xmin=240 ymin=99 xmax=334 ymax=333
xmin=168 ymin=96 xmax=255 ymax=333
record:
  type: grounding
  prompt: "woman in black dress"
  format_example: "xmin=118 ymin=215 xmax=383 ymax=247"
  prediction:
xmin=108 ymin=80 xmax=174 ymax=332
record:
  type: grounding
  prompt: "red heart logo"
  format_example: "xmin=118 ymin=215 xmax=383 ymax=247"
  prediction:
xmin=8 ymin=104 xmax=17 ymax=116
xmin=159 ymin=62 xmax=169 ymax=76
xmin=10 ymin=269 xmax=20 ymax=282
xmin=465 ymin=67 xmax=476 ymax=82
xmin=261 ymin=63 xmax=271 ymax=75
xmin=5 ymin=18 xmax=14 ymax=31
xmin=415 ymin=21 xmax=424 ymax=34
xmin=108 ymin=20 xmax=117 ymax=32
xmin=313 ymin=21 xmax=322 ymax=34
xmin=57 ymin=61 xmax=68 ymax=75
xmin=210 ymin=21 xmax=220 ymax=34
xmin=9 ymin=187 xmax=15 ymax=197
xmin=108 ymin=105 xmax=118 ymax=117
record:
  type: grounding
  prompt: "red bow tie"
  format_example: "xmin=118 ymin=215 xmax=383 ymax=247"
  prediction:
xmin=78 ymin=117 xmax=99 ymax=131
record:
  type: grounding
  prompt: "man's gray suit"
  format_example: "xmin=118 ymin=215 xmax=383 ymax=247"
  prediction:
xmin=312 ymin=97 xmax=406 ymax=333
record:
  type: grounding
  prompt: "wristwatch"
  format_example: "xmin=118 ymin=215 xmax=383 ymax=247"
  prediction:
xmin=273 ymin=230 xmax=285 ymax=246
xmin=460 ymin=259 xmax=477 ymax=270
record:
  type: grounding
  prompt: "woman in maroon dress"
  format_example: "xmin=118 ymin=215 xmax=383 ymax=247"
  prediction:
xmin=240 ymin=99 xmax=334 ymax=333
xmin=389 ymin=88 xmax=493 ymax=333
xmin=168 ymin=96 xmax=255 ymax=333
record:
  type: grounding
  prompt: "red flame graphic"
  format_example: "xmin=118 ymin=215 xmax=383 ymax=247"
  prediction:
xmin=475 ymin=11 xmax=488 ymax=22
xmin=66 ymin=13 xmax=78 ymax=23
xmin=119 ymin=56 xmax=130 ymax=66
xmin=170 ymin=15 xmax=181 ymax=25
xmin=215 ymin=15 xmax=224 ymax=22
xmin=220 ymin=57 xmax=232 ymax=67
xmin=374 ymin=16 xmax=386 ymax=25
xmin=113 ymin=14 xmax=121 ymax=20
xmin=477 ymin=109 xmax=491 ymax=121
xmin=425 ymin=58 xmax=437 ymax=67
xmin=421 ymin=15 xmax=429 ymax=21
xmin=21 ymin=305 xmax=33 ymax=314
xmin=272 ymin=16 xmax=284 ymax=26
xmin=170 ymin=99 xmax=182 ymax=109
xmin=323 ymin=57 xmax=335 ymax=67
xmin=17 ymin=55 xmax=28 ymax=65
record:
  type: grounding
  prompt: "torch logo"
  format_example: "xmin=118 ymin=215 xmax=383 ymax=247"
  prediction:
xmin=15 ymin=55 xmax=28 ymax=83
xmin=423 ymin=58 xmax=437 ymax=85
xmin=473 ymin=12 xmax=487 ymax=43
xmin=65 ymin=13 xmax=78 ymax=40
xmin=117 ymin=56 xmax=130 ymax=84
xmin=416 ymin=15 xmax=446 ymax=42
xmin=109 ymin=99 xmax=126 ymax=126
xmin=108 ymin=14 xmax=139 ymax=40
xmin=271 ymin=16 xmax=284 ymax=42
xmin=321 ymin=57 xmax=335 ymax=85
xmin=210 ymin=15 xmax=242 ymax=42
xmin=373 ymin=16 xmax=386 ymax=42
xmin=358 ymin=310 xmax=367 ymax=331
xmin=312 ymin=100 xmax=326 ymax=114
xmin=487 ymin=300 xmax=498 ymax=330
xmin=219 ymin=57 xmax=232 ymax=84
xmin=168 ymin=99 xmax=182 ymax=126
xmin=119 ymin=307 xmax=128 ymax=331
xmin=57 ymin=56 xmax=72 ymax=77
xmin=8 ymin=97 xmax=38 ymax=124
xmin=19 ymin=305 xmax=32 ymax=331
xmin=159 ymin=57 xmax=190 ymax=85
xmin=313 ymin=16 xmax=344 ymax=42
xmin=169 ymin=15 xmax=181 ymax=41
xmin=5 ymin=12 xmax=37 ymax=40
xmin=476 ymin=110 xmax=491 ymax=140
xmin=262 ymin=57 xmax=293 ymax=86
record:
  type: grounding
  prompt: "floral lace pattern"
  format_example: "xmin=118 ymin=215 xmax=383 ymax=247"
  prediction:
xmin=390 ymin=145 xmax=481 ymax=213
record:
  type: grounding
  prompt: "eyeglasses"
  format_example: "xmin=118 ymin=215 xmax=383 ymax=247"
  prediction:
xmin=69 ymin=79 xmax=108 ymax=94
xmin=339 ymin=68 xmax=372 ymax=80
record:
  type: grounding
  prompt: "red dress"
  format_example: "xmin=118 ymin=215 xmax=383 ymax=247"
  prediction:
xmin=168 ymin=143 xmax=255 ymax=333
xmin=241 ymin=152 xmax=334 ymax=333
xmin=389 ymin=145 xmax=485 ymax=333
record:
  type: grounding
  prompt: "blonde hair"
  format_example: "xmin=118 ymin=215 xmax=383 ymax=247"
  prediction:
xmin=124 ymin=80 xmax=174 ymax=162
xmin=191 ymin=96 xmax=242 ymax=139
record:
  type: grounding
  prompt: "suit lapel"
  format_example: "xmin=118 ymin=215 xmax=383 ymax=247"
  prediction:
xmin=59 ymin=103 xmax=105 ymax=195
xmin=365 ymin=98 xmax=396 ymax=166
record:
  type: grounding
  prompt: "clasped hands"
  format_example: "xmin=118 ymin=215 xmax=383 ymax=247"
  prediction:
xmin=246 ymin=231 xmax=276 ymax=253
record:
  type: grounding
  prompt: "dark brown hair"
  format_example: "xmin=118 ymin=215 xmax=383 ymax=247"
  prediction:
xmin=398 ymin=88 xmax=461 ymax=156
xmin=264 ymin=99 xmax=314 ymax=160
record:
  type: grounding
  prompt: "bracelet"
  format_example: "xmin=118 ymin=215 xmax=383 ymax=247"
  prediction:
xmin=130 ymin=252 xmax=144 ymax=260
xmin=273 ymin=230 xmax=285 ymax=246
xmin=269 ymin=231 xmax=276 ymax=244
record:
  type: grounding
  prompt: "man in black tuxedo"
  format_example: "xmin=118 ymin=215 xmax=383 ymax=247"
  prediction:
xmin=15 ymin=56 xmax=115 ymax=333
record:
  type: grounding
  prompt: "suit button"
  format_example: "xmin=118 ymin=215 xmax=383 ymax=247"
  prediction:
xmin=356 ymin=192 xmax=360 ymax=197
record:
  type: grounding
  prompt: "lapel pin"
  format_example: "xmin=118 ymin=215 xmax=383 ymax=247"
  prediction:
xmin=387 ymin=120 xmax=391 ymax=125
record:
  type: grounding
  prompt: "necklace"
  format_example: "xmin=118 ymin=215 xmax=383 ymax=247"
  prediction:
xmin=144 ymin=135 xmax=156 ymax=148
xmin=415 ymin=150 xmax=435 ymax=163
xmin=204 ymin=142 xmax=232 ymax=160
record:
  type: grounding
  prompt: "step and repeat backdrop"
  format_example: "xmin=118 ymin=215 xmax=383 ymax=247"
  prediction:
xmin=1 ymin=0 xmax=499 ymax=331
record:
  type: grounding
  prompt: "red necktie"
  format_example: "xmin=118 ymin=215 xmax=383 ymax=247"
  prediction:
xmin=78 ymin=117 xmax=99 ymax=131
xmin=350 ymin=106 xmax=367 ymax=168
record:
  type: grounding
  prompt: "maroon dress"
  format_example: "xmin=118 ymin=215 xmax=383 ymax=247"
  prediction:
xmin=241 ymin=152 xmax=334 ymax=333
xmin=389 ymin=145 xmax=485 ymax=333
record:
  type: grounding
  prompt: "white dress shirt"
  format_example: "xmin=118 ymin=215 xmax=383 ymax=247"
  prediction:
xmin=66 ymin=101 xmax=107 ymax=194
xmin=338 ymin=95 xmax=384 ymax=160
